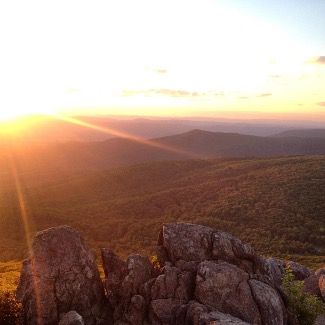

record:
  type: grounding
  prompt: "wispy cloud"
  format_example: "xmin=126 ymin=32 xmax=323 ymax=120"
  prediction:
xmin=257 ymin=93 xmax=272 ymax=97
xmin=153 ymin=68 xmax=168 ymax=74
xmin=123 ymin=88 xmax=206 ymax=97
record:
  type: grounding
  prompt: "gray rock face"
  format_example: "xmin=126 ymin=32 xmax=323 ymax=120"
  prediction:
xmin=59 ymin=311 xmax=85 ymax=325
xmin=249 ymin=279 xmax=287 ymax=325
xmin=18 ymin=222 xmax=308 ymax=325
xmin=304 ymin=274 xmax=322 ymax=297
xmin=16 ymin=226 xmax=110 ymax=325
xmin=263 ymin=257 xmax=311 ymax=287
xmin=101 ymin=248 xmax=128 ymax=306
xmin=195 ymin=261 xmax=261 ymax=324
xmin=161 ymin=223 xmax=214 ymax=263
xmin=106 ymin=251 xmax=153 ymax=324
xmin=199 ymin=310 xmax=251 ymax=325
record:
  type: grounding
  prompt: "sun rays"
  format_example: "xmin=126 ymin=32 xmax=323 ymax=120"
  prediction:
xmin=8 ymin=155 xmax=42 ymax=324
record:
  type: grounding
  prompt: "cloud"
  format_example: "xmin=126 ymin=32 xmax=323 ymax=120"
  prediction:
xmin=153 ymin=89 xmax=202 ymax=97
xmin=269 ymin=74 xmax=281 ymax=79
xmin=318 ymin=102 xmax=325 ymax=107
xmin=238 ymin=96 xmax=249 ymax=99
xmin=153 ymin=68 xmax=168 ymax=74
xmin=257 ymin=93 xmax=272 ymax=97
xmin=123 ymin=88 xmax=206 ymax=97
xmin=122 ymin=89 xmax=226 ymax=98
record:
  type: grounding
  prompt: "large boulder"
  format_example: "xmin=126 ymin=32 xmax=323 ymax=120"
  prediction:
xmin=195 ymin=261 xmax=261 ymax=324
xmin=16 ymin=226 xmax=111 ymax=325
xmin=174 ymin=301 xmax=251 ymax=325
xmin=160 ymin=223 xmax=261 ymax=274
xmin=249 ymin=279 xmax=287 ymax=325
xmin=160 ymin=224 xmax=213 ymax=263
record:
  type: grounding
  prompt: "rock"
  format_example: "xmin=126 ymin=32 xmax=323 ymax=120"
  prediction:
xmin=59 ymin=311 xmax=84 ymax=325
xmin=320 ymin=274 xmax=325 ymax=301
xmin=161 ymin=223 xmax=213 ymax=262
xmin=175 ymin=301 xmax=251 ymax=325
xmin=175 ymin=260 xmax=199 ymax=273
xmin=151 ymin=265 xmax=195 ymax=302
xmin=315 ymin=315 xmax=325 ymax=325
xmin=304 ymin=275 xmax=322 ymax=297
xmin=113 ymin=254 xmax=153 ymax=322
xmin=150 ymin=298 xmax=183 ymax=324
xmin=195 ymin=261 xmax=261 ymax=324
xmin=122 ymin=254 xmax=153 ymax=298
xmin=124 ymin=295 xmax=146 ymax=325
xmin=101 ymin=248 xmax=128 ymax=305
xmin=263 ymin=258 xmax=311 ymax=287
xmin=263 ymin=258 xmax=286 ymax=286
xmin=249 ymin=279 xmax=287 ymax=325
xmin=212 ymin=231 xmax=258 ymax=273
xmin=315 ymin=267 xmax=325 ymax=277
xmin=286 ymin=261 xmax=311 ymax=280
xmin=161 ymin=223 xmax=259 ymax=273
xmin=199 ymin=310 xmax=251 ymax=325
xmin=16 ymin=226 xmax=110 ymax=325
xmin=16 ymin=222 xmax=305 ymax=325
xmin=174 ymin=301 xmax=209 ymax=325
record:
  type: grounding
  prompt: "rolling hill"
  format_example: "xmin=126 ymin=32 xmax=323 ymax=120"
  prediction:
xmin=1 ymin=130 xmax=325 ymax=181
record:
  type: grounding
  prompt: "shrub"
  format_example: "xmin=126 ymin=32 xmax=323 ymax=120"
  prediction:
xmin=0 ymin=291 xmax=23 ymax=325
xmin=282 ymin=266 xmax=325 ymax=325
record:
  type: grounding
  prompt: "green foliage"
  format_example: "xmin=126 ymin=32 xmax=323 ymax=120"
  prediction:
xmin=1 ymin=156 xmax=325 ymax=288
xmin=150 ymin=255 xmax=162 ymax=277
xmin=282 ymin=267 xmax=325 ymax=325
xmin=0 ymin=291 xmax=23 ymax=325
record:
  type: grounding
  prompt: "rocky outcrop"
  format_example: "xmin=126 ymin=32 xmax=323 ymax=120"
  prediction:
xmin=16 ymin=226 xmax=111 ymax=325
xmin=17 ymin=223 xmax=322 ymax=325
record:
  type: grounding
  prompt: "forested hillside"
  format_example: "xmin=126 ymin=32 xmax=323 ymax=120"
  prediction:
xmin=1 ymin=156 xmax=324 ymax=270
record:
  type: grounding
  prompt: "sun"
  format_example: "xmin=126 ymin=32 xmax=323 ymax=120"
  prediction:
xmin=0 ymin=108 xmax=54 ymax=122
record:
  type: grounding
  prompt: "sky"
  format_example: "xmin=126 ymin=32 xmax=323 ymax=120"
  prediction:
xmin=0 ymin=0 xmax=324 ymax=121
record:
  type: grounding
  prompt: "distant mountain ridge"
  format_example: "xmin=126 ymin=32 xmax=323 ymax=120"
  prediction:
xmin=1 ymin=115 xmax=325 ymax=143
xmin=1 ymin=129 xmax=325 ymax=179
xmin=273 ymin=128 xmax=325 ymax=138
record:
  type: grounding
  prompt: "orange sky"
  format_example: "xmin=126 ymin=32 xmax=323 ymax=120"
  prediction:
xmin=0 ymin=0 xmax=324 ymax=121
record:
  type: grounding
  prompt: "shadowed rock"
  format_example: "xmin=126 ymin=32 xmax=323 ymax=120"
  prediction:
xmin=16 ymin=226 xmax=111 ymax=325
xmin=59 ymin=311 xmax=84 ymax=325
xmin=195 ymin=261 xmax=261 ymax=324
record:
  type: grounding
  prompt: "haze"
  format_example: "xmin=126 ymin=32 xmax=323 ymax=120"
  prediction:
xmin=0 ymin=0 xmax=325 ymax=121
